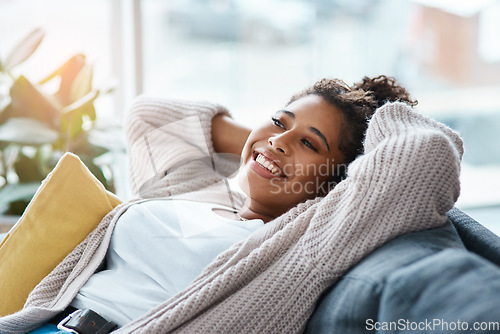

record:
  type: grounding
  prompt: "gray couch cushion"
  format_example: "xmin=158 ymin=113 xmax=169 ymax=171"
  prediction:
xmin=305 ymin=218 xmax=500 ymax=333
xmin=379 ymin=249 xmax=500 ymax=333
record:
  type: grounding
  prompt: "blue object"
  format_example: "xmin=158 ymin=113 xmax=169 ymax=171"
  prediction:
xmin=29 ymin=323 xmax=65 ymax=333
xmin=305 ymin=207 xmax=500 ymax=333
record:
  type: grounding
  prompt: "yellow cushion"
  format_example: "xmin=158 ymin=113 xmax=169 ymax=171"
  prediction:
xmin=0 ymin=152 xmax=121 ymax=316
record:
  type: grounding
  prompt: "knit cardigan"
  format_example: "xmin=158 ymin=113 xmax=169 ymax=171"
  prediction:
xmin=0 ymin=98 xmax=463 ymax=334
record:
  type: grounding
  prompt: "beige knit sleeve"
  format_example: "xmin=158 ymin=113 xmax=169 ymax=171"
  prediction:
xmin=303 ymin=102 xmax=463 ymax=275
xmin=125 ymin=97 xmax=231 ymax=197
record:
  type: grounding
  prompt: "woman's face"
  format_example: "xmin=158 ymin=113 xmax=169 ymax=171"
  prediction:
xmin=238 ymin=94 xmax=345 ymax=219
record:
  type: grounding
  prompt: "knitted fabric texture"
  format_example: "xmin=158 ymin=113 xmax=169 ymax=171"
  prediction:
xmin=0 ymin=98 xmax=463 ymax=334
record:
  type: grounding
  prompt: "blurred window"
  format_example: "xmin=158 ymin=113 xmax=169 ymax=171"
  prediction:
xmin=1 ymin=0 xmax=499 ymax=229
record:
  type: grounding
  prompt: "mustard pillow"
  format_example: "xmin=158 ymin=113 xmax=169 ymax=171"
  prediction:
xmin=0 ymin=152 xmax=121 ymax=316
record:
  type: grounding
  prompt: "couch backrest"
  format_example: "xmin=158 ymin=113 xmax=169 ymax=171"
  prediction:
xmin=448 ymin=207 xmax=500 ymax=267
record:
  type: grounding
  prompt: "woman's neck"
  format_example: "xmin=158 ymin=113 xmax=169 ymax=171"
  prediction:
xmin=238 ymin=200 xmax=276 ymax=223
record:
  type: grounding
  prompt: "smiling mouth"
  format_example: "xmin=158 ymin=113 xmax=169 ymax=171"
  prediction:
xmin=253 ymin=152 xmax=286 ymax=178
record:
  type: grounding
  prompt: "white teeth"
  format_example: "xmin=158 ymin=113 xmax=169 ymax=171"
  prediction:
xmin=255 ymin=154 xmax=281 ymax=176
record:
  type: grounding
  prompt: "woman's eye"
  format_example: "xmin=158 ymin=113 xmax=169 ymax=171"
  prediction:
xmin=272 ymin=117 xmax=285 ymax=129
xmin=301 ymin=139 xmax=317 ymax=152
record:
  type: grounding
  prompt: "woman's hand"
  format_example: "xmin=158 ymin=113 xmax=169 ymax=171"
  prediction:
xmin=211 ymin=114 xmax=251 ymax=156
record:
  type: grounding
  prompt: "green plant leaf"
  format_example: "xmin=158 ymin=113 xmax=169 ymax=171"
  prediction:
xmin=14 ymin=151 xmax=45 ymax=183
xmin=0 ymin=182 xmax=40 ymax=215
xmin=59 ymin=90 xmax=99 ymax=139
xmin=70 ymin=63 xmax=94 ymax=103
xmin=34 ymin=144 xmax=54 ymax=176
xmin=0 ymin=118 xmax=58 ymax=145
xmin=86 ymin=104 xmax=97 ymax=122
xmin=66 ymin=132 xmax=108 ymax=157
xmin=2 ymin=28 xmax=45 ymax=72
xmin=62 ymin=90 xmax=99 ymax=114
xmin=2 ymin=75 xmax=61 ymax=129
xmin=39 ymin=54 xmax=86 ymax=107
xmin=6 ymin=200 xmax=31 ymax=216
xmin=69 ymin=112 xmax=84 ymax=140
xmin=0 ymin=104 xmax=15 ymax=125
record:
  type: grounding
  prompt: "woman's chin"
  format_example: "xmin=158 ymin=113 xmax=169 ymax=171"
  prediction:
xmin=239 ymin=168 xmax=277 ymax=196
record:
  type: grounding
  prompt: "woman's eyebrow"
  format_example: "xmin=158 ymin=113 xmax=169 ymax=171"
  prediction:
xmin=277 ymin=109 xmax=295 ymax=118
xmin=309 ymin=127 xmax=330 ymax=152
xmin=278 ymin=109 xmax=330 ymax=152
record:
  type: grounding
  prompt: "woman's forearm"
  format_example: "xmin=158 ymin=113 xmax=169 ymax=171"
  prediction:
xmin=211 ymin=114 xmax=251 ymax=156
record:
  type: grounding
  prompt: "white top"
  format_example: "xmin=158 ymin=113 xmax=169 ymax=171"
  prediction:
xmin=71 ymin=199 xmax=264 ymax=326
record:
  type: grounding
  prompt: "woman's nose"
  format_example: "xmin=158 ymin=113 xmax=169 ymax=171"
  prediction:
xmin=268 ymin=134 xmax=289 ymax=154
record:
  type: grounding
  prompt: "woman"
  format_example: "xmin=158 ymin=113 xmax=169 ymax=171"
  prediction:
xmin=0 ymin=76 xmax=462 ymax=333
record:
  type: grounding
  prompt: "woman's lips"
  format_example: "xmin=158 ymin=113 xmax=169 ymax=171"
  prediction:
xmin=250 ymin=151 xmax=287 ymax=180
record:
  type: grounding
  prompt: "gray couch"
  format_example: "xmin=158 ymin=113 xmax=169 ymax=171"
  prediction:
xmin=305 ymin=207 xmax=500 ymax=333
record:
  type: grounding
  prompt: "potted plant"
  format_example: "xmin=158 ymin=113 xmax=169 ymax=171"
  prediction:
xmin=0 ymin=27 xmax=116 ymax=216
